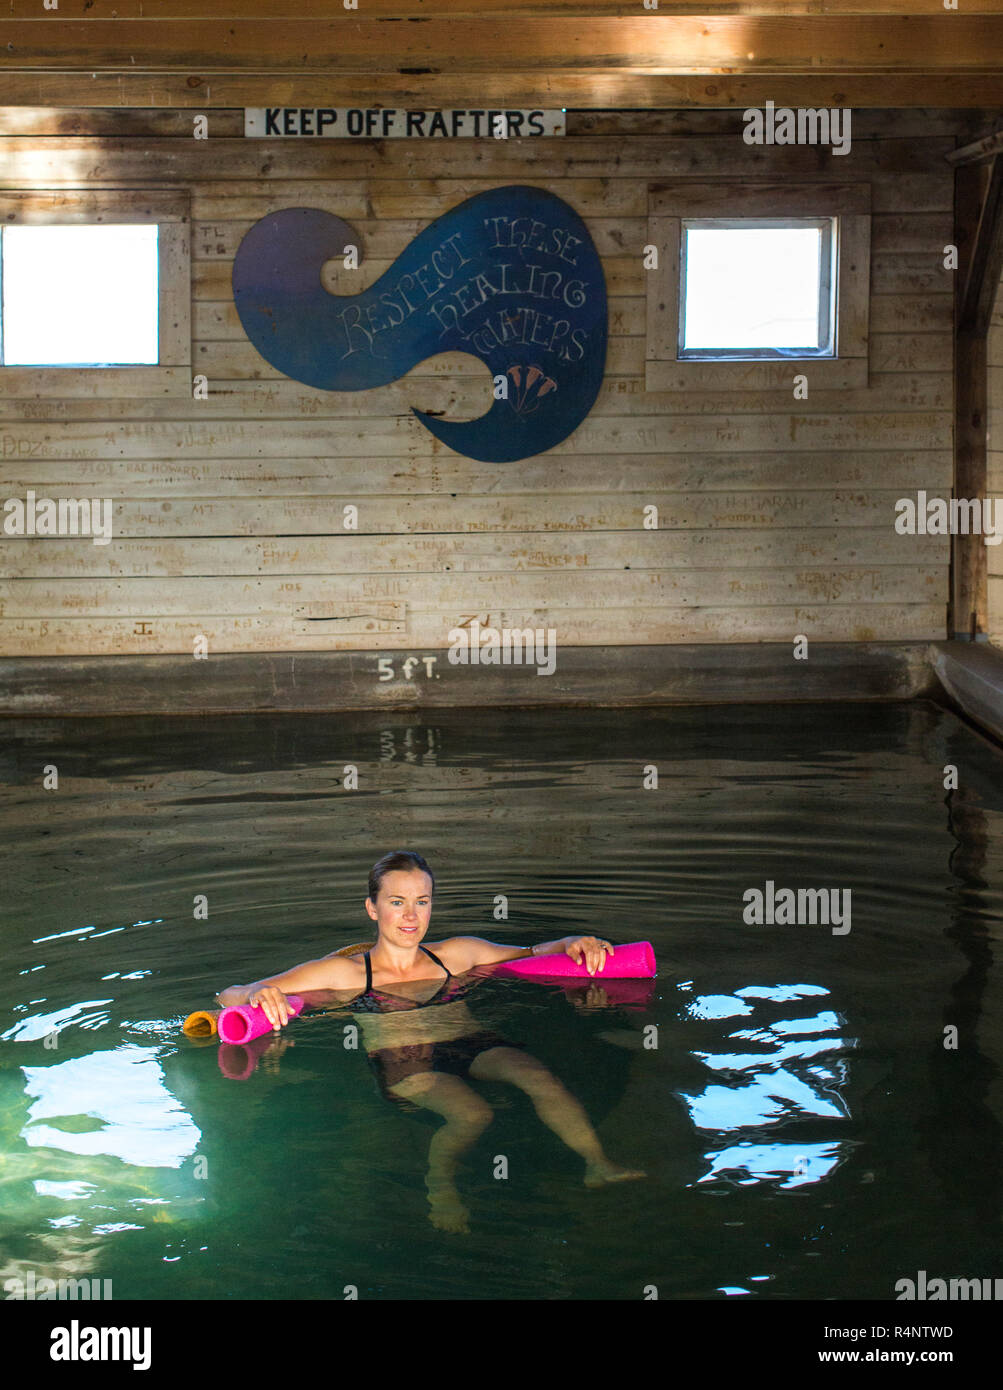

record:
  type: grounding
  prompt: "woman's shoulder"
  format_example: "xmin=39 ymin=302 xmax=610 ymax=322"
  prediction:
xmin=316 ymin=950 xmax=368 ymax=987
xmin=425 ymin=936 xmax=491 ymax=971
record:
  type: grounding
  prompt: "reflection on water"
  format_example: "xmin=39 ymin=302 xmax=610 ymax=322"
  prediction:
xmin=699 ymin=1142 xmax=845 ymax=1190
xmin=21 ymin=1047 xmax=200 ymax=1168
xmin=0 ymin=701 xmax=1001 ymax=1299
xmin=0 ymin=1046 xmax=205 ymax=1290
xmin=676 ymin=983 xmax=853 ymax=1189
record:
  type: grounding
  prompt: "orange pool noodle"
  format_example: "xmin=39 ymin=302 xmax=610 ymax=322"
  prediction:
xmin=182 ymin=1009 xmax=220 ymax=1038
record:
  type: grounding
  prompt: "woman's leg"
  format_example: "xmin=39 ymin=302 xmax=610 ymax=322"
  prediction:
xmin=389 ymin=1070 xmax=494 ymax=1233
xmin=467 ymin=1046 xmax=645 ymax=1186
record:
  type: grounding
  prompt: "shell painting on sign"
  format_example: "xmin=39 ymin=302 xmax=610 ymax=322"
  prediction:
xmin=232 ymin=186 xmax=608 ymax=463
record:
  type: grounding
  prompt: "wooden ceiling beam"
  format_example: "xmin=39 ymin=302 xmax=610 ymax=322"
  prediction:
xmin=3 ymin=2 xmax=1002 ymax=15
xmin=0 ymin=72 xmax=1000 ymax=110
xmin=0 ymin=17 xmax=1002 ymax=74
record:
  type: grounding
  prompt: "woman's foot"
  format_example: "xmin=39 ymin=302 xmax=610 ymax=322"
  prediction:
xmin=427 ymin=1184 xmax=471 ymax=1234
xmin=584 ymin=1157 xmax=647 ymax=1188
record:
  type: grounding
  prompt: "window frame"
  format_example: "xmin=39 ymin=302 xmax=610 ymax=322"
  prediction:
xmin=0 ymin=189 xmax=191 ymax=397
xmin=678 ymin=215 xmax=836 ymax=360
xmin=646 ymin=181 xmax=871 ymax=392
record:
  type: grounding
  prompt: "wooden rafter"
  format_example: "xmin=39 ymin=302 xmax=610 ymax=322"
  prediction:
xmin=2 ymin=2 xmax=1002 ymax=16
xmin=0 ymin=9 xmax=997 ymax=108
xmin=0 ymin=17 xmax=1001 ymax=74
xmin=947 ymin=124 xmax=1003 ymax=166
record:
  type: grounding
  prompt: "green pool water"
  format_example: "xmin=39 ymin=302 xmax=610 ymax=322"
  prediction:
xmin=1 ymin=700 xmax=1001 ymax=1300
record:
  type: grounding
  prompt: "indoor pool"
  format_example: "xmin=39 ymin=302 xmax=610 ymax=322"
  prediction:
xmin=1 ymin=701 xmax=1001 ymax=1301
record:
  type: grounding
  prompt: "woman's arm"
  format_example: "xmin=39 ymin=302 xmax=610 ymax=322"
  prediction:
xmin=215 ymin=955 xmax=357 ymax=1025
xmin=446 ymin=935 xmax=614 ymax=976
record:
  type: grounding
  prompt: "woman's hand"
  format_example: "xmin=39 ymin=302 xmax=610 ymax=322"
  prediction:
xmin=247 ymin=985 xmax=292 ymax=1029
xmin=564 ymin=936 xmax=614 ymax=976
xmin=262 ymin=1035 xmax=295 ymax=1072
xmin=568 ymin=983 xmax=611 ymax=1010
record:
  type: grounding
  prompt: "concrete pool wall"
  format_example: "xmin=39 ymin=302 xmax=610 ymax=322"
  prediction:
xmin=3 ymin=641 xmax=1003 ymax=749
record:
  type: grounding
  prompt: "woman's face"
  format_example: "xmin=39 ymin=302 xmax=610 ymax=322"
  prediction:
xmin=366 ymin=868 xmax=433 ymax=945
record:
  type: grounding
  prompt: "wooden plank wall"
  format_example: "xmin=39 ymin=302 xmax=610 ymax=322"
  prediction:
xmin=0 ymin=108 xmax=967 ymax=656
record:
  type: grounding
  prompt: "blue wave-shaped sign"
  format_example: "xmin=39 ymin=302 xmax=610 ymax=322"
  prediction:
xmin=232 ymin=185 xmax=607 ymax=462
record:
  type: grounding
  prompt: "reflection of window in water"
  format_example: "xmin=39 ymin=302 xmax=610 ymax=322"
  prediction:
xmin=20 ymin=1045 xmax=201 ymax=1168
xmin=676 ymin=983 xmax=854 ymax=1189
xmin=2 ymin=1046 xmax=202 ymax=1275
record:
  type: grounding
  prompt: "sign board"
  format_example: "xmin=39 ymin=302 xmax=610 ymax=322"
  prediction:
xmin=244 ymin=108 xmax=565 ymax=138
xmin=232 ymin=186 xmax=607 ymax=464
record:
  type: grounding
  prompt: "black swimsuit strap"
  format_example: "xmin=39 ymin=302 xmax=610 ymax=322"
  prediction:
xmin=419 ymin=945 xmax=452 ymax=979
xmin=359 ymin=944 xmax=451 ymax=1006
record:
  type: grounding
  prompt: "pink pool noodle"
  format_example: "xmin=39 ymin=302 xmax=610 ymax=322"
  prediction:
xmin=218 ymin=1042 xmax=258 ymax=1082
xmin=494 ymin=941 xmax=655 ymax=979
xmin=559 ymin=977 xmax=657 ymax=1009
xmin=217 ymin=994 xmax=304 ymax=1044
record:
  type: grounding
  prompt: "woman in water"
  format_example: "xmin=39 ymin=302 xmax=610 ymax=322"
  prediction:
xmin=217 ymin=850 xmax=644 ymax=1232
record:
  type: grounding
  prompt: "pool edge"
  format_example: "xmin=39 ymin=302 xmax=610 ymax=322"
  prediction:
xmin=0 ymin=641 xmax=948 ymax=716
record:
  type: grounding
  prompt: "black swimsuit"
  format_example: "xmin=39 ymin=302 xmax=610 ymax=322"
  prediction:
xmin=355 ymin=945 xmax=525 ymax=1110
xmin=353 ymin=945 xmax=467 ymax=1013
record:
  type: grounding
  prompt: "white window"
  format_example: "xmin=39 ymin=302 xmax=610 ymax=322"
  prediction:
xmin=679 ymin=218 xmax=836 ymax=360
xmin=0 ymin=224 xmax=160 ymax=366
xmin=0 ymin=190 xmax=190 ymax=396
xmin=646 ymin=182 xmax=870 ymax=391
